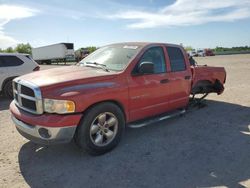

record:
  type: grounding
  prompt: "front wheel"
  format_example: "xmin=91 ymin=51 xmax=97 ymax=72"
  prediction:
xmin=75 ymin=102 xmax=125 ymax=155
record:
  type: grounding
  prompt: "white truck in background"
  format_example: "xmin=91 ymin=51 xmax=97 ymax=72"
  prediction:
xmin=32 ymin=43 xmax=75 ymax=64
xmin=197 ymin=49 xmax=205 ymax=57
xmin=187 ymin=49 xmax=197 ymax=57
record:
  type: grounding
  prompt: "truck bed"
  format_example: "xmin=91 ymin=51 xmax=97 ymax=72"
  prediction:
xmin=191 ymin=65 xmax=226 ymax=95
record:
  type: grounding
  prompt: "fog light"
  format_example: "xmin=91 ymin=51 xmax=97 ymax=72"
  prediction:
xmin=38 ymin=128 xmax=51 ymax=139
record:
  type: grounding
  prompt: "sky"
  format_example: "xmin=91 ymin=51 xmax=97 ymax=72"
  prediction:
xmin=0 ymin=0 xmax=250 ymax=49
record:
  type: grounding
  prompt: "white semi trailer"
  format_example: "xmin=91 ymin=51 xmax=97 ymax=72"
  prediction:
xmin=32 ymin=43 xmax=75 ymax=64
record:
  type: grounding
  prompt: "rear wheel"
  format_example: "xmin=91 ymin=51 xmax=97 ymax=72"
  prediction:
xmin=3 ymin=80 xmax=13 ymax=98
xmin=75 ymin=102 xmax=125 ymax=155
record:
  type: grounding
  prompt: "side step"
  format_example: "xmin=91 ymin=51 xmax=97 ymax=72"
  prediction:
xmin=127 ymin=109 xmax=186 ymax=128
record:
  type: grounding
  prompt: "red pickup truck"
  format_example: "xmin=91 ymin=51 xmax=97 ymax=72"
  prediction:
xmin=10 ymin=42 xmax=226 ymax=155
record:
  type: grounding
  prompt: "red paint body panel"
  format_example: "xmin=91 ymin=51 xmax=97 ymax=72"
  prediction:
xmin=191 ymin=66 xmax=226 ymax=87
xmin=10 ymin=42 xmax=226 ymax=127
xmin=125 ymin=44 xmax=192 ymax=121
xmin=20 ymin=66 xmax=117 ymax=87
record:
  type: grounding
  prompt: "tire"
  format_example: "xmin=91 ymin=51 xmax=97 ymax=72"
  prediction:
xmin=3 ymin=80 xmax=13 ymax=98
xmin=75 ymin=102 xmax=125 ymax=155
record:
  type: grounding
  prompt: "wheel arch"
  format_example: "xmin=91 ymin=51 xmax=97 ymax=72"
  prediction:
xmin=191 ymin=79 xmax=224 ymax=95
xmin=81 ymin=100 xmax=128 ymax=123
xmin=191 ymin=79 xmax=213 ymax=95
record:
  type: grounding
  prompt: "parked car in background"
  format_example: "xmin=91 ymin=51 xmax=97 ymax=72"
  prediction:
xmin=32 ymin=43 xmax=75 ymax=64
xmin=187 ymin=50 xmax=197 ymax=57
xmin=10 ymin=42 xmax=226 ymax=155
xmin=205 ymin=49 xmax=215 ymax=56
xmin=0 ymin=53 xmax=40 ymax=98
xmin=197 ymin=49 xmax=205 ymax=57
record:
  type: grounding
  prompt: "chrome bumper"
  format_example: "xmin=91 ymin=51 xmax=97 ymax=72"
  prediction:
xmin=11 ymin=115 xmax=77 ymax=145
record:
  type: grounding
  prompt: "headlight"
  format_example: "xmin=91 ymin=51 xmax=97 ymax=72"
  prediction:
xmin=43 ymin=99 xmax=75 ymax=114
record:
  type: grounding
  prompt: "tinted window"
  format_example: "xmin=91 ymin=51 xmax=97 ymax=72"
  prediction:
xmin=166 ymin=47 xmax=186 ymax=72
xmin=0 ymin=56 xmax=24 ymax=67
xmin=0 ymin=57 xmax=4 ymax=67
xmin=138 ymin=47 xmax=166 ymax=74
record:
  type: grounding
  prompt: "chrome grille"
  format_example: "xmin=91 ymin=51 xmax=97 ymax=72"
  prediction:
xmin=13 ymin=78 xmax=43 ymax=114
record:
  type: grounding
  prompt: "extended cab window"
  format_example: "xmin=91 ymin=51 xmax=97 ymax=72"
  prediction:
xmin=137 ymin=47 xmax=166 ymax=74
xmin=0 ymin=56 xmax=24 ymax=67
xmin=166 ymin=47 xmax=186 ymax=72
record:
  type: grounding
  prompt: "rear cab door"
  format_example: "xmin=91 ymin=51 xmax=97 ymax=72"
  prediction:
xmin=164 ymin=45 xmax=192 ymax=109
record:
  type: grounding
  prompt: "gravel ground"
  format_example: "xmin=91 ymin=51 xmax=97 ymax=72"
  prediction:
xmin=0 ymin=54 xmax=250 ymax=188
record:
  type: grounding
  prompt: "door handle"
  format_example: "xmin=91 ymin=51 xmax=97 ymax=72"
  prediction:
xmin=160 ymin=79 xmax=169 ymax=84
xmin=184 ymin=76 xmax=191 ymax=80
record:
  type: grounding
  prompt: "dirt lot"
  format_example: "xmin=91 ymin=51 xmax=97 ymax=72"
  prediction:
xmin=0 ymin=54 xmax=250 ymax=188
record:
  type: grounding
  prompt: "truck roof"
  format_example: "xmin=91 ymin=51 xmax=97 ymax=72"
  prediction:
xmin=107 ymin=42 xmax=183 ymax=49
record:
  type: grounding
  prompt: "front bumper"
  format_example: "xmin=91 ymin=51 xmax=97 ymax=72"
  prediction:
xmin=10 ymin=101 xmax=82 ymax=145
xmin=12 ymin=115 xmax=77 ymax=144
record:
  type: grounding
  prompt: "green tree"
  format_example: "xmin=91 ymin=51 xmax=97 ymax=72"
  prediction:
xmin=15 ymin=43 xmax=32 ymax=54
xmin=5 ymin=47 xmax=15 ymax=53
xmin=86 ymin=46 xmax=97 ymax=53
xmin=184 ymin=46 xmax=194 ymax=51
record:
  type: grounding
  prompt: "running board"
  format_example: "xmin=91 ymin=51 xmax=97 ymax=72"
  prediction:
xmin=127 ymin=109 xmax=186 ymax=128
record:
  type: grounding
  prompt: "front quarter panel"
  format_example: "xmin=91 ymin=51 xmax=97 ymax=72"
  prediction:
xmin=41 ymin=76 xmax=129 ymax=119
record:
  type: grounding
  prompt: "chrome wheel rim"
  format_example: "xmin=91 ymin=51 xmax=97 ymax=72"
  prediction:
xmin=90 ymin=112 xmax=118 ymax=146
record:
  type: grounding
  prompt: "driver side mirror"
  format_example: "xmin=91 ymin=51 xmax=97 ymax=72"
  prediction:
xmin=137 ymin=62 xmax=154 ymax=75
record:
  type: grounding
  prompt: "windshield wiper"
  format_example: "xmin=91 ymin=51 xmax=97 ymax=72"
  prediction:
xmin=84 ymin=62 xmax=110 ymax=72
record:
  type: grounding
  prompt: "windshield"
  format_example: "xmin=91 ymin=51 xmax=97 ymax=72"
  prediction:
xmin=79 ymin=44 xmax=141 ymax=71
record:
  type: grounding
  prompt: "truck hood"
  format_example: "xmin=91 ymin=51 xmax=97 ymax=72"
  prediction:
xmin=20 ymin=65 xmax=118 ymax=87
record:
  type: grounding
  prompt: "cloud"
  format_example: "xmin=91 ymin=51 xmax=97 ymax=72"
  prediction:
xmin=109 ymin=0 xmax=250 ymax=28
xmin=0 ymin=5 xmax=39 ymax=48
xmin=0 ymin=31 xmax=18 ymax=49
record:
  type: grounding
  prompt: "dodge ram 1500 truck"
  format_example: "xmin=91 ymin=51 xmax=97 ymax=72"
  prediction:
xmin=10 ymin=42 xmax=226 ymax=155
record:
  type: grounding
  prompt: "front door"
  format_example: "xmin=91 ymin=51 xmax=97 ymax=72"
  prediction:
xmin=128 ymin=46 xmax=171 ymax=122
